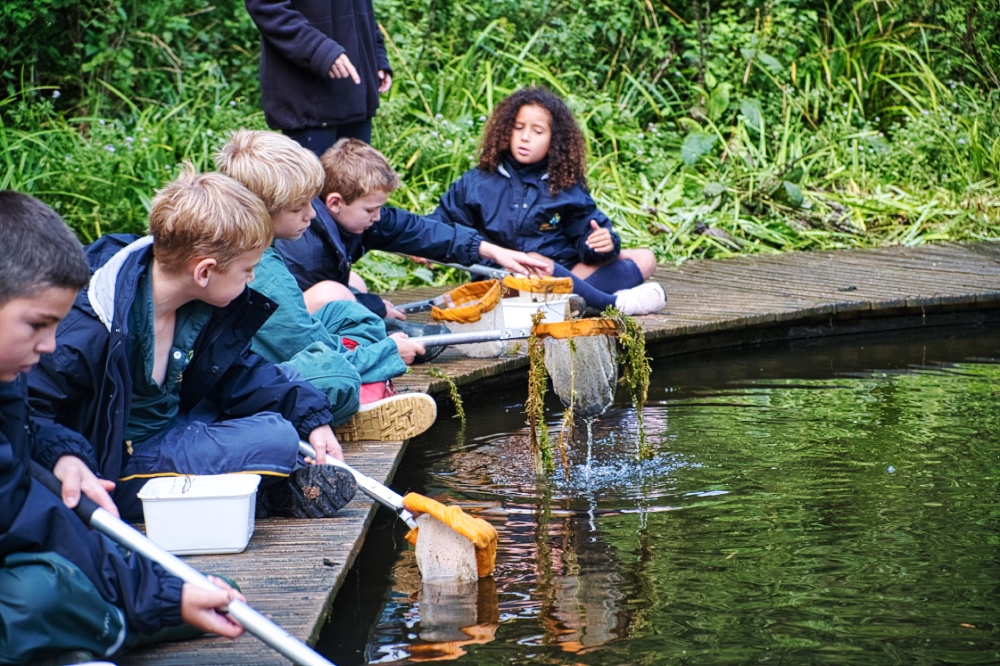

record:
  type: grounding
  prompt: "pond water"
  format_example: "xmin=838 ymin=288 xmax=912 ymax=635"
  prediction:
xmin=319 ymin=323 xmax=1000 ymax=665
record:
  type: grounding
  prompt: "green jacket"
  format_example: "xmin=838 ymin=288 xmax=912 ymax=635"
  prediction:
xmin=250 ymin=249 xmax=405 ymax=419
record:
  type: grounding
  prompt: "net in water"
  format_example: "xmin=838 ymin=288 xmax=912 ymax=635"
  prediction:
xmin=543 ymin=333 xmax=618 ymax=418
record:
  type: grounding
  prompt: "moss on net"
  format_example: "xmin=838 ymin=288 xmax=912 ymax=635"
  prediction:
xmin=525 ymin=311 xmax=554 ymax=476
xmin=603 ymin=307 xmax=653 ymax=460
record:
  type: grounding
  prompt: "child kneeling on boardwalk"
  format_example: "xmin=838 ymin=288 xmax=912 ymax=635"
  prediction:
xmin=0 ymin=192 xmax=244 ymax=665
xmin=28 ymin=168 xmax=357 ymax=521
xmin=433 ymin=86 xmax=666 ymax=316
xmin=214 ymin=129 xmax=436 ymax=435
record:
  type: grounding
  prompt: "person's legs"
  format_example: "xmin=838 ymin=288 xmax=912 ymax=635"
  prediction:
xmin=116 ymin=412 xmax=302 ymax=519
xmin=303 ymin=280 xmax=357 ymax=314
xmin=283 ymin=128 xmax=340 ymax=158
xmin=283 ymin=120 xmax=373 ymax=157
xmin=620 ymin=248 xmax=657 ymax=280
xmin=278 ymin=350 xmax=362 ymax=425
xmin=314 ymin=300 xmax=389 ymax=345
xmin=334 ymin=119 xmax=373 ymax=144
xmin=549 ymin=263 xmax=616 ymax=310
xmin=578 ymin=258 xmax=644 ymax=293
xmin=0 ymin=552 xmax=127 ymax=665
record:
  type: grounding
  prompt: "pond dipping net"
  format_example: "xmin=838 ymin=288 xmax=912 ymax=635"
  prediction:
xmin=544 ymin=334 xmax=619 ymax=418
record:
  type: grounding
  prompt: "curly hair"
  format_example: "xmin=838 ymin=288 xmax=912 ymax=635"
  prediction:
xmin=478 ymin=87 xmax=587 ymax=193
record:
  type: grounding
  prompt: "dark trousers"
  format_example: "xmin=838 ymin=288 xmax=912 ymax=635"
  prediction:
xmin=284 ymin=120 xmax=373 ymax=157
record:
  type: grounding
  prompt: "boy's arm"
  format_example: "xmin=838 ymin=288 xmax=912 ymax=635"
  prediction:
xmin=212 ymin=347 xmax=336 ymax=439
xmin=0 ymin=429 xmax=30 ymax=534
xmin=375 ymin=20 xmax=391 ymax=75
xmin=369 ymin=206 xmax=486 ymax=267
xmin=245 ymin=0 xmax=345 ymax=78
xmin=27 ymin=344 xmax=101 ymax=473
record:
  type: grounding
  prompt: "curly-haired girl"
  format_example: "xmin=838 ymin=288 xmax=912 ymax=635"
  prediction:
xmin=434 ymin=87 xmax=665 ymax=315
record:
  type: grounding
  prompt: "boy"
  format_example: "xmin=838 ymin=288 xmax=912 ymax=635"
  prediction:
xmin=214 ymin=129 xmax=436 ymax=439
xmin=28 ymin=167 xmax=357 ymax=521
xmin=0 ymin=191 xmax=243 ymax=665
xmin=274 ymin=137 xmax=551 ymax=320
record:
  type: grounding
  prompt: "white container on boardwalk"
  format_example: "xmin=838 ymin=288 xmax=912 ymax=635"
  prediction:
xmin=501 ymin=297 xmax=568 ymax=328
xmin=137 ymin=474 xmax=261 ymax=555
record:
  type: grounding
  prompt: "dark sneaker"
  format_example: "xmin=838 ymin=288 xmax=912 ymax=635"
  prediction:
xmin=257 ymin=465 xmax=357 ymax=518
xmin=566 ymin=294 xmax=586 ymax=318
xmin=334 ymin=393 xmax=438 ymax=442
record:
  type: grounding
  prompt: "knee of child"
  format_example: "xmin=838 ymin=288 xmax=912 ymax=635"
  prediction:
xmin=4 ymin=564 xmax=62 ymax=616
xmin=623 ymin=249 xmax=657 ymax=279
xmin=304 ymin=281 xmax=356 ymax=313
xmin=347 ymin=270 xmax=368 ymax=293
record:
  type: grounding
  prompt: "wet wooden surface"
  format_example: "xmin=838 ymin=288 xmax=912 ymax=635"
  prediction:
xmin=122 ymin=241 xmax=1000 ymax=665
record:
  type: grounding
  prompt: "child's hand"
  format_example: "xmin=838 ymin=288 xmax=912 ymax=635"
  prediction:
xmin=53 ymin=455 xmax=119 ymax=518
xmin=585 ymin=220 xmax=615 ymax=254
xmin=478 ymin=242 xmax=552 ymax=277
xmin=389 ymin=332 xmax=426 ymax=365
xmin=383 ymin=299 xmax=407 ymax=320
xmin=180 ymin=577 xmax=245 ymax=639
xmin=329 ymin=53 xmax=361 ymax=84
xmin=378 ymin=69 xmax=393 ymax=93
xmin=306 ymin=425 xmax=344 ymax=464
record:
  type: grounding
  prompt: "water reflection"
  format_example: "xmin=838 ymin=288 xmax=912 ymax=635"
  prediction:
xmin=322 ymin=323 xmax=1000 ymax=665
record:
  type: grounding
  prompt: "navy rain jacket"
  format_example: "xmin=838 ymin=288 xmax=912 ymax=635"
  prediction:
xmin=245 ymin=0 xmax=391 ymax=130
xmin=27 ymin=235 xmax=334 ymax=484
xmin=433 ymin=155 xmax=622 ymax=269
xmin=1 ymin=375 xmax=183 ymax=635
xmin=275 ymin=198 xmax=485 ymax=315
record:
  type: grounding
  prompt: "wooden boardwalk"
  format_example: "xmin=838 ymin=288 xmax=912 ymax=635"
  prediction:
xmin=122 ymin=241 xmax=1000 ymax=665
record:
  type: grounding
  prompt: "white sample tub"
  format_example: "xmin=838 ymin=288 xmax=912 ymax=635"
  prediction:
xmin=137 ymin=474 xmax=261 ymax=555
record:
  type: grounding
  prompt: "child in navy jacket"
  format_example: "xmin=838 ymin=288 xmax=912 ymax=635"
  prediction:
xmin=433 ymin=87 xmax=666 ymax=316
xmin=0 ymin=192 xmax=244 ymax=665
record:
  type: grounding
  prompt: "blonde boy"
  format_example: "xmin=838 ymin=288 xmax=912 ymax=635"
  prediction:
xmin=28 ymin=166 xmax=356 ymax=520
xmin=215 ymin=129 xmax=436 ymax=440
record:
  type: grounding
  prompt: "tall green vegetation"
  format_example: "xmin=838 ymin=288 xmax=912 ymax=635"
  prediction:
xmin=2 ymin=0 xmax=998 ymax=280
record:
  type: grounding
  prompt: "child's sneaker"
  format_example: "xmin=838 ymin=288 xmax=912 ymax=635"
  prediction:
xmin=613 ymin=282 xmax=666 ymax=316
xmin=334 ymin=393 xmax=437 ymax=442
xmin=257 ymin=465 xmax=357 ymax=518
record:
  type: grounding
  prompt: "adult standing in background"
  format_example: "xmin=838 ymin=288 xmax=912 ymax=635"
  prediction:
xmin=245 ymin=0 xmax=392 ymax=155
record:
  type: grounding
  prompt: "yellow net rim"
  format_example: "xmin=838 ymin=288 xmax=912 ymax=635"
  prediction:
xmin=430 ymin=279 xmax=503 ymax=323
xmin=535 ymin=318 xmax=618 ymax=339
xmin=502 ymin=274 xmax=574 ymax=295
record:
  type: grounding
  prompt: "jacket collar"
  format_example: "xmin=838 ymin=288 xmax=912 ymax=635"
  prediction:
xmin=498 ymin=153 xmax=549 ymax=182
xmin=311 ymin=197 xmax=351 ymax=258
xmin=88 ymin=236 xmax=154 ymax=332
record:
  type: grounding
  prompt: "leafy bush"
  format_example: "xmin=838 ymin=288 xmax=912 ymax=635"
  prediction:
xmin=1 ymin=0 xmax=999 ymax=285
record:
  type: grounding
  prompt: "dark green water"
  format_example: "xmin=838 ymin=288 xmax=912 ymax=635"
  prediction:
xmin=320 ymin=324 xmax=1000 ymax=665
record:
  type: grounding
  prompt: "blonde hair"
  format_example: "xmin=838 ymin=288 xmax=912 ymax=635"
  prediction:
xmin=149 ymin=164 xmax=273 ymax=272
xmin=214 ymin=129 xmax=324 ymax=214
xmin=320 ymin=138 xmax=401 ymax=203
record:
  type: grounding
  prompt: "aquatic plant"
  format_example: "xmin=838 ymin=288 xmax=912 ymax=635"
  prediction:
xmin=427 ymin=367 xmax=466 ymax=431
xmin=525 ymin=311 xmax=554 ymax=476
xmin=603 ymin=307 xmax=652 ymax=459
